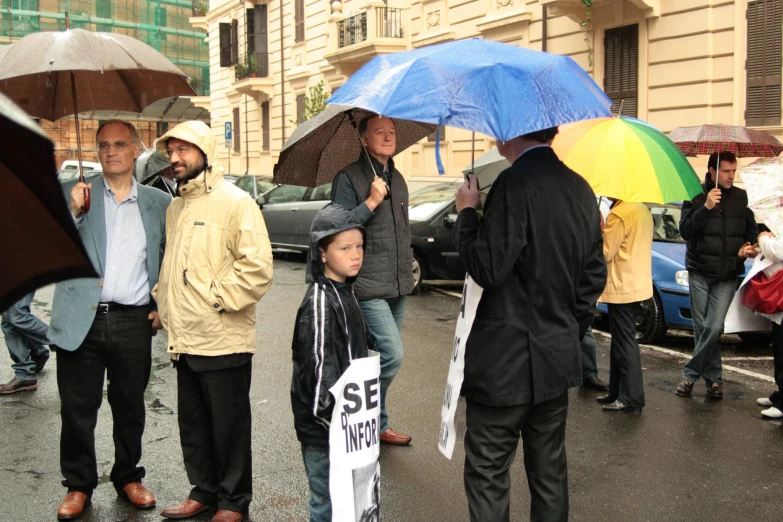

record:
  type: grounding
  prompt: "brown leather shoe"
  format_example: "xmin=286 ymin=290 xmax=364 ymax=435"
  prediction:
xmin=706 ymin=382 xmax=724 ymax=399
xmin=57 ymin=491 xmax=90 ymax=520
xmin=0 ymin=377 xmax=37 ymax=395
xmin=676 ymin=380 xmax=694 ymax=397
xmin=380 ymin=428 xmax=412 ymax=445
xmin=161 ymin=498 xmax=213 ymax=520
xmin=118 ymin=481 xmax=155 ymax=509
xmin=211 ymin=510 xmax=244 ymax=522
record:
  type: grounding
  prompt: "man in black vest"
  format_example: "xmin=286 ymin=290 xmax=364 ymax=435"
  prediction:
xmin=677 ymin=151 xmax=758 ymax=399
xmin=331 ymin=115 xmax=414 ymax=445
xmin=454 ymin=127 xmax=606 ymax=521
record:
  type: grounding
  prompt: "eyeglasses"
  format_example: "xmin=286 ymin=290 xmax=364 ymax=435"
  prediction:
xmin=98 ymin=141 xmax=129 ymax=153
xmin=164 ymin=145 xmax=193 ymax=158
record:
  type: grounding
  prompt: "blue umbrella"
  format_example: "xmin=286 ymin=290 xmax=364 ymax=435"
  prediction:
xmin=327 ymin=38 xmax=612 ymax=143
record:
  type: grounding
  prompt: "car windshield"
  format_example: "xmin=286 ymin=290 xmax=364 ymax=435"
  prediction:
xmin=648 ymin=203 xmax=684 ymax=243
xmin=408 ymin=184 xmax=459 ymax=222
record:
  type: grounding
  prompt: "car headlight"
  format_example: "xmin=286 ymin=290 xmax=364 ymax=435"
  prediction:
xmin=675 ymin=270 xmax=689 ymax=288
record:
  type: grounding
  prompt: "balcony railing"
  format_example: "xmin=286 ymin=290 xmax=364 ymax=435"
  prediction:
xmin=337 ymin=8 xmax=404 ymax=49
xmin=377 ymin=7 xmax=403 ymax=38
xmin=338 ymin=12 xmax=367 ymax=48
xmin=234 ymin=52 xmax=269 ymax=81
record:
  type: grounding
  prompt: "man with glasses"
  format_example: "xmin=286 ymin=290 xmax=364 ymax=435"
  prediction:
xmin=154 ymin=121 xmax=273 ymax=522
xmin=50 ymin=120 xmax=171 ymax=520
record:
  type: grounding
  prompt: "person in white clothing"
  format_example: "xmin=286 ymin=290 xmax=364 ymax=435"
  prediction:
xmin=754 ymin=230 xmax=783 ymax=418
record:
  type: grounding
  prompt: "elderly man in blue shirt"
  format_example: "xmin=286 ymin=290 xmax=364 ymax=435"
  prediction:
xmin=49 ymin=120 xmax=171 ymax=521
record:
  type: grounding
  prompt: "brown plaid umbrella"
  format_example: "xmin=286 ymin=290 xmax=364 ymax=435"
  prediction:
xmin=0 ymin=25 xmax=195 ymax=211
xmin=0 ymin=92 xmax=98 ymax=312
xmin=274 ymin=104 xmax=437 ymax=187
xmin=668 ymin=124 xmax=783 ymax=157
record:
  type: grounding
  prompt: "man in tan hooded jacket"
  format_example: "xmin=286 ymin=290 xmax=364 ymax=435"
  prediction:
xmin=152 ymin=121 xmax=273 ymax=522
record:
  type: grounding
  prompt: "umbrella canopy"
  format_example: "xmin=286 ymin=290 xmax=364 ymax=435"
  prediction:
xmin=274 ymin=104 xmax=437 ymax=187
xmin=327 ymin=38 xmax=612 ymax=142
xmin=135 ymin=149 xmax=171 ymax=183
xmin=0 ymin=28 xmax=195 ymax=121
xmin=739 ymin=157 xmax=783 ymax=235
xmin=0 ymin=92 xmax=98 ymax=313
xmin=552 ymin=117 xmax=703 ymax=203
xmin=668 ymin=124 xmax=783 ymax=158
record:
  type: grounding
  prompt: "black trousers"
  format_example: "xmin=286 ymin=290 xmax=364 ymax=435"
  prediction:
xmin=56 ymin=307 xmax=152 ymax=494
xmin=770 ymin=322 xmax=783 ymax=410
xmin=607 ymin=302 xmax=646 ymax=408
xmin=463 ymin=393 xmax=569 ymax=522
xmin=177 ymin=356 xmax=253 ymax=513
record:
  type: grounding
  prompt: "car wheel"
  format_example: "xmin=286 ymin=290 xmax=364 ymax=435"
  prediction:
xmin=738 ymin=332 xmax=773 ymax=347
xmin=411 ymin=252 xmax=427 ymax=295
xmin=636 ymin=292 xmax=667 ymax=344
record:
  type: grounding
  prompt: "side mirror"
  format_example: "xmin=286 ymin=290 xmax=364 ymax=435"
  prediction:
xmin=444 ymin=213 xmax=458 ymax=226
xmin=256 ymin=195 xmax=266 ymax=208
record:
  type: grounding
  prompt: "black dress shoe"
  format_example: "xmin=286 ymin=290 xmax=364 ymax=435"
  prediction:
xmin=601 ymin=400 xmax=642 ymax=413
xmin=582 ymin=375 xmax=609 ymax=391
xmin=33 ymin=352 xmax=50 ymax=373
xmin=596 ymin=394 xmax=617 ymax=404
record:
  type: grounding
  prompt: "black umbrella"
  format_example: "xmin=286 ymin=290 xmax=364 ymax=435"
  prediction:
xmin=0 ymin=92 xmax=98 ymax=313
xmin=274 ymin=104 xmax=437 ymax=187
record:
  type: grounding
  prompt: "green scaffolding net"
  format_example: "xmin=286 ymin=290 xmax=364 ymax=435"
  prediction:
xmin=0 ymin=0 xmax=210 ymax=95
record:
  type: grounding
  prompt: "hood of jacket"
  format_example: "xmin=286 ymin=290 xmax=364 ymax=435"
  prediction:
xmin=306 ymin=203 xmax=365 ymax=283
xmin=154 ymin=120 xmax=226 ymax=190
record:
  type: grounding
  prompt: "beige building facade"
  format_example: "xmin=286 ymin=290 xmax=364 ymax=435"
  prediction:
xmin=194 ymin=0 xmax=782 ymax=188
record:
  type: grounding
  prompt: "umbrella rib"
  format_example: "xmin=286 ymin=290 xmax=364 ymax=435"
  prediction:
xmin=116 ymin=70 xmax=143 ymax=112
xmin=51 ymin=71 xmax=59 ymax=121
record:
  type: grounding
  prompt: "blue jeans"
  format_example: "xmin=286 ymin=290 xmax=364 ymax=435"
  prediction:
xmin=581 ymin=326 xmax=598 ymax=380
xmin=1 ymin=292 xmax=49 ymax=381
xmin=684 ymin=271 xmax=736 ymax=386
xmin=301 ymin=444 xmax=331 ymax=522
xmin=359 ymin=296 xmax=406 ymax=433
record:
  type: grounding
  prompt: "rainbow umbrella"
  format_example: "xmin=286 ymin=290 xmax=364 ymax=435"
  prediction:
xmin=552 ymin=117 xmax=703 ymax=204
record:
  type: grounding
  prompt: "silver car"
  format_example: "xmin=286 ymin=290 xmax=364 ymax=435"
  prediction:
xmin=257 ymin=183 xmax=332 ymax=252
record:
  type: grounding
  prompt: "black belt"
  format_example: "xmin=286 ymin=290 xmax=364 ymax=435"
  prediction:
xmin=96 ymin=302 xmax=148 ymax=314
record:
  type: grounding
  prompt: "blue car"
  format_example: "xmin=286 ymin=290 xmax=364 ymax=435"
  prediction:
xmin=596 ymin=202 xmax=764 ymax=345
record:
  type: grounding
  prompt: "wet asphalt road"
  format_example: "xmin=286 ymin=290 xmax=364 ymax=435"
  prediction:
xmin=1 ymin=257 xmax=781 ymax=522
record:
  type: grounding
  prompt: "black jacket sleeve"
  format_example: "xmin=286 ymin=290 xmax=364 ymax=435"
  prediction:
xmin=679 ymin=199 xmax=711 ymax=241
xmin=292 ymin=286 xmax=344 ymax=428
xmin=454 ymin=174 xmax=528 ymax=288
xmin=576 ymin=227 xmax=607 ymax=338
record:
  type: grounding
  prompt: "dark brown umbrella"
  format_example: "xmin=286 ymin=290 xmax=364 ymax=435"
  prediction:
xmin=0 ymin=92 xmax=98 ymax=313
xmin=274 ymin=104 xmax=437 ymax=187
xmin=0 ymin=24 xmax=196 ymax=211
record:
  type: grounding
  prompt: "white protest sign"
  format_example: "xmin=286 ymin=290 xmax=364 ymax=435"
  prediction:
xmin=438 ymin=275 xmax=483 ymax=460
xmin=328 ymin=350 xmax=382 ymax=521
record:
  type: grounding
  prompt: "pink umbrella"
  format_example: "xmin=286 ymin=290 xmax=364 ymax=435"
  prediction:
xmin=668 ymin=124 xmax=783 ymax=158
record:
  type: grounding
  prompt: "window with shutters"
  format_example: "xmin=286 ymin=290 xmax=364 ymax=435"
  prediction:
xmin=747 ymin=0 xmax=782 ymax=126
xmin=231 ymin=19 xmax=239 ymax=65
xmin=604 ymin=24 xmax=638 ymax=118
xmin=295 ymin=0 xmax=305 ymax=43
xmin=296 ymin=94 xmax=306 ymax=124
xmin=247 ymin=9 xmax=255 ymax=56
xmin=233 ymin=107 xmax=241 ymax=152
xmin=219 ymin=23 xmax=232 ymax=67
xmin=254 ymin=5 xmax=269 ymax=77
xmin=262 ymin=101 xmax=270 ymax=151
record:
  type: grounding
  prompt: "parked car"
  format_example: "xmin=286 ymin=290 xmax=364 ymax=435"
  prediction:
xmin=256 ymin=182 xmax=332 ymax=252
xmin=234 ymin=174 xmax=276 ymax=199
xmin=408 ymin=182 xmax=486 ymax=293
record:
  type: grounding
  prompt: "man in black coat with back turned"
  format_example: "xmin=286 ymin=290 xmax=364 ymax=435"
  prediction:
xmin=454 ymin=127 xmax=607 ymax=522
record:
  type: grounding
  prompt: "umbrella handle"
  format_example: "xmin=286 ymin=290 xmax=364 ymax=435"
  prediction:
xmin=83 ymin=186 xmax=91 ymax=213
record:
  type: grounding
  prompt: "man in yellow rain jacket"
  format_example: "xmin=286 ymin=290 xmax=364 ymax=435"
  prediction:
xmin=152 ymin=121 xmax=273 ymax=522
xmin=596 ymin=199 xmax=653 ymax=414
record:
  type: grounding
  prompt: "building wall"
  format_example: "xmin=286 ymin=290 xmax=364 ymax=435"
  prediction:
xmin=199 ymin=0 xmax=780 ymax=189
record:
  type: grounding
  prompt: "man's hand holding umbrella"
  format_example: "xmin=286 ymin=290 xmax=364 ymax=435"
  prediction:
xmin=68 ymin=181 xmax=93 ymax=218
xmin=456 ymin=175 xmax=480 ymax=213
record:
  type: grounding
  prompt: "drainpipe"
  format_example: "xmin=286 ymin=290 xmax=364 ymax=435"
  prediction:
xmin=244 ymin=94 xmax=249 ymax=175
xmin=542 ymin=5 xmax=548 ymax=52
xmin=280 ymin=0 xmax=286 ymax=150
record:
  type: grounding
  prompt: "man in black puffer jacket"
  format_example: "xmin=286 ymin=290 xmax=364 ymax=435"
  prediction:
xmin=677 ymin=151 xmax=758 ymax=400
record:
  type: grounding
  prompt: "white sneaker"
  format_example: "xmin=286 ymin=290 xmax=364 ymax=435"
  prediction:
xmin=757 ymin=397 xmax=774 ymax=407
xmin=761 ymin=406 xmax=783 ymax=419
